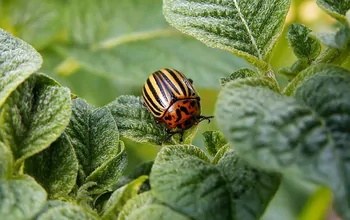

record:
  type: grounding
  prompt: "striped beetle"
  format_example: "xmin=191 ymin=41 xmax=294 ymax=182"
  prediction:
xmin=142 ymin=68 xmax=214 ymax=143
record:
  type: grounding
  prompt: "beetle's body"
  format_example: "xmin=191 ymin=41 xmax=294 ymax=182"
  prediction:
xmin=142 ymin=68 xmax=213 ymax=142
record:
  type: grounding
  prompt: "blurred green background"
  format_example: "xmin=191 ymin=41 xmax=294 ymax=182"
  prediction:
xmin=0 ymin=0 xmax=345 ymax=174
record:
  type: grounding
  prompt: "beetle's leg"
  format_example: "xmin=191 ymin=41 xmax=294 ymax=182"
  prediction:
xmin=199 ymin=115 xmax=214 ymax=124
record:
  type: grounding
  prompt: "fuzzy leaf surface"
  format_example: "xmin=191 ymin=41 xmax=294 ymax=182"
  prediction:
xmin=0 ymin=73 xmax=71 ymax=170
xmin=65 ymin=98 xmax=126 ymax=194
xmin=0 ymin=28 xmax=42 ymax=107
xmin=220 ymin=68 xmax=259 ymax=86
xmin=287 ymin=24 xmax=321 ymax=60
xmin=128 ymin=204 xmax=191 ymax=220
xmin=0 ymin=177 xmax=47 ymax=220
xmin=295 ymin=72 xmax=350 ymax=218
xmin=36 ymin=205 xmax=99 ymax=220
xmin=24 ymin=133 xmax=79 ymax=199
xmin=216 ymin=148 xmax=281 ymax=220
xmin=102 ymin=175 xmax=148 ymax=220
xmin=151 ymin=145 xmax=231 ymax=220
xmin=202 ymin=130 xmax=227 ymax=156
xmin=0 ymin=141 xmax=12 ymax=180
xmin=215 ymin=82 xmax=346 ymax=217
xmin=118 ymin=191 xmax=160 ymax=220
xmin=163 ymin=0 xmax=291 ymax=68
xmin=317 ymin=0 xmax=350 ymax=22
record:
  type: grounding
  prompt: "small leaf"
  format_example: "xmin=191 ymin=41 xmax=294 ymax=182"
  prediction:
xmin=118 ymin=191 xmax=160 ymax=220
xmin=278 ymin=58 xmax=309 ymax=81
xmin=36 ymin=205 xmax=99 ymax=220
xmin=220 ymin=68 xmax=259 ymax=86
xmin=317 ymin=0 xmax=350 ymax=22
xmin=212 ymin=144 xmax=231 ymax=165
xmin=128 ymin=204 xmax=191 ymax=220
xmin=85 ymin=141 xmax=127 ymax=194
xmin=0 ymin=176 xmax=47 ymax=220
xmin=283 ymin=64 xmax=350 ymax=96
xmin=313 ymin=25 xmax=350 ymax=49
xmin=0 ymin=73 xmax=71 ymax=170
xmin=163 ymin=0 xmax=291 ymax=69
xmin=287 ymin=24 xmax=321 ymax=60
xmin=202 ymin=130 xmax=227 ymax=157
xmin=223 ymin=76 xmax=280 ymax=93
xmin=150 ymin=145 xmax=233 ymax=220
xmin=215 ymin=83 xmax=347 ymax=217
xmin=65 ymin=98 xmax=126 ymax=194
xmin=0 ymin=28 xmax=42 ymax=107
xmin=107 ymin=95 xmax=197 ymax=145
xmin=24 ymin=133 xmax=79 ymax=199
xmin=294 ymin=73 xmax=350 ymax=218
xmin=0 ymin=141 xmax=12 ymax=180
xmin=101 ymin=175 xmax=148 ymax=220
xmin=216 ymin=148 xmax=281 ymax=220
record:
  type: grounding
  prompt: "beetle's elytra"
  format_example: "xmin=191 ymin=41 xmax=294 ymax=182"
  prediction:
xmin=142 ymin=68 xmax=214 ymax=143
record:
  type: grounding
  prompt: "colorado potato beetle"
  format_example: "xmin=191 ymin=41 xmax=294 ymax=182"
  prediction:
xmin=142 ymin=68 xmax=214 ymax=142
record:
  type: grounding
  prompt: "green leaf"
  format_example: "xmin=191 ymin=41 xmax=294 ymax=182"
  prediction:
xmin=118 ymin=191 xmax=160 ymax=220
xmin=202 ymin=130 xmax=227 ymax=157
xmin=212 ymin=144 xmax=231 ymax=165
xmin=294 ymin=73 xmax=350 ymax=218
xmin=220 ymin=68 xmax=259 ymax=86
xmin=107 ymin=95 xmax=197 ymax=145
xmin=101 ymin=175 xmax=148 ymax=220
xmin=65 ymin=98 xmax=126 ymax=194
xmin=128 ymin=204 xmax=191 ymax=220
xmin=0 ymin=176 xmax=47 ymax=220
xmin=216 ymin=148 xmax=281 ymax=220
xmin=222 ymin=77 xmax=280 ymax=93
xmin=313 ymin=25 xmax=350 ymax=49
xmin=163 ymin=0 xmax=291 ymax=69
xmin=287 ymin=24 xmax=321 ymax=60
xmin=1 ymin=0 xmax=65 ymax=50
xmin=283 ymin=64 xmax=350 ymax=96
xmin=85 ymin=141 xmax=127 ymax=194
xmin=0 ymin=28 xmax=42 ymax=107
xmin=24 ymin=133 xmax=79 ymax=199
xmin=317 ymin=0 xmax=350 ymax=22
xmin=0 ymin=141 xmax=12 ymax=180
xmin=0 ymin=73 xmax=71 ymax=170
xmin=36 ymin=205 xmax=99 ymax=220
xmin=150 ymin=145 xmax=233 ymax=220
xmin=215 ymin=83 xmax=346 ymax=217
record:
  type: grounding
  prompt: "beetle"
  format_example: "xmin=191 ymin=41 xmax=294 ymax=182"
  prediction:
xmin=142 ymin=68 xmax=214 ymax=143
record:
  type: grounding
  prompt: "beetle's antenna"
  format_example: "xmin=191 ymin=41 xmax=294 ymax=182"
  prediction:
xmin=199 ymin=115 xmax=214 ymax=124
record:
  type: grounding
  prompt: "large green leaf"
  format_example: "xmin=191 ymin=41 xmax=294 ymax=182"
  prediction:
xmin=0 ymin=176 xmax=47 ymax=220
xmin=215 ymin=82 xmax=347 ymax=218
xmin=0 ymin=0 xmax=64 ymax=50
xmin=317 ymin=0 xmax=350 ymax=22
xmin=24 ymin=133 xmax=79 ymax=199
xmin=0 ymin=73 xmax=71 ymax=170
xmin=0 ymin=28 xmax=42 ymax=107
xmin=65 ymin=98 xmax=126 ymax=194
xmin=294 ymin=72 xmax=350 ymax=218
xmin=162 ymin=0 xmax=291 ymax=69
xmin=107 ymin=95 xmax=197 ymax=145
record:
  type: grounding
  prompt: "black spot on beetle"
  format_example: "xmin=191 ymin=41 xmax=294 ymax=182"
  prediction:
xmin=180 ymin=106 xmax=189 ymax=115
xmin=183 ymin=100 xmax=189 ymax=104
xmin=175 ymin=109 xmax=182 ymax=122
xmin=190 ymin=101 xmax=196 ymax=107
xmin=164 ymin=115 xmax=172 ymax=121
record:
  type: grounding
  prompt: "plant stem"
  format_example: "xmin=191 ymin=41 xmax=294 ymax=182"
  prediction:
xmin=313 ymin=44 xmax=350 ymax=66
